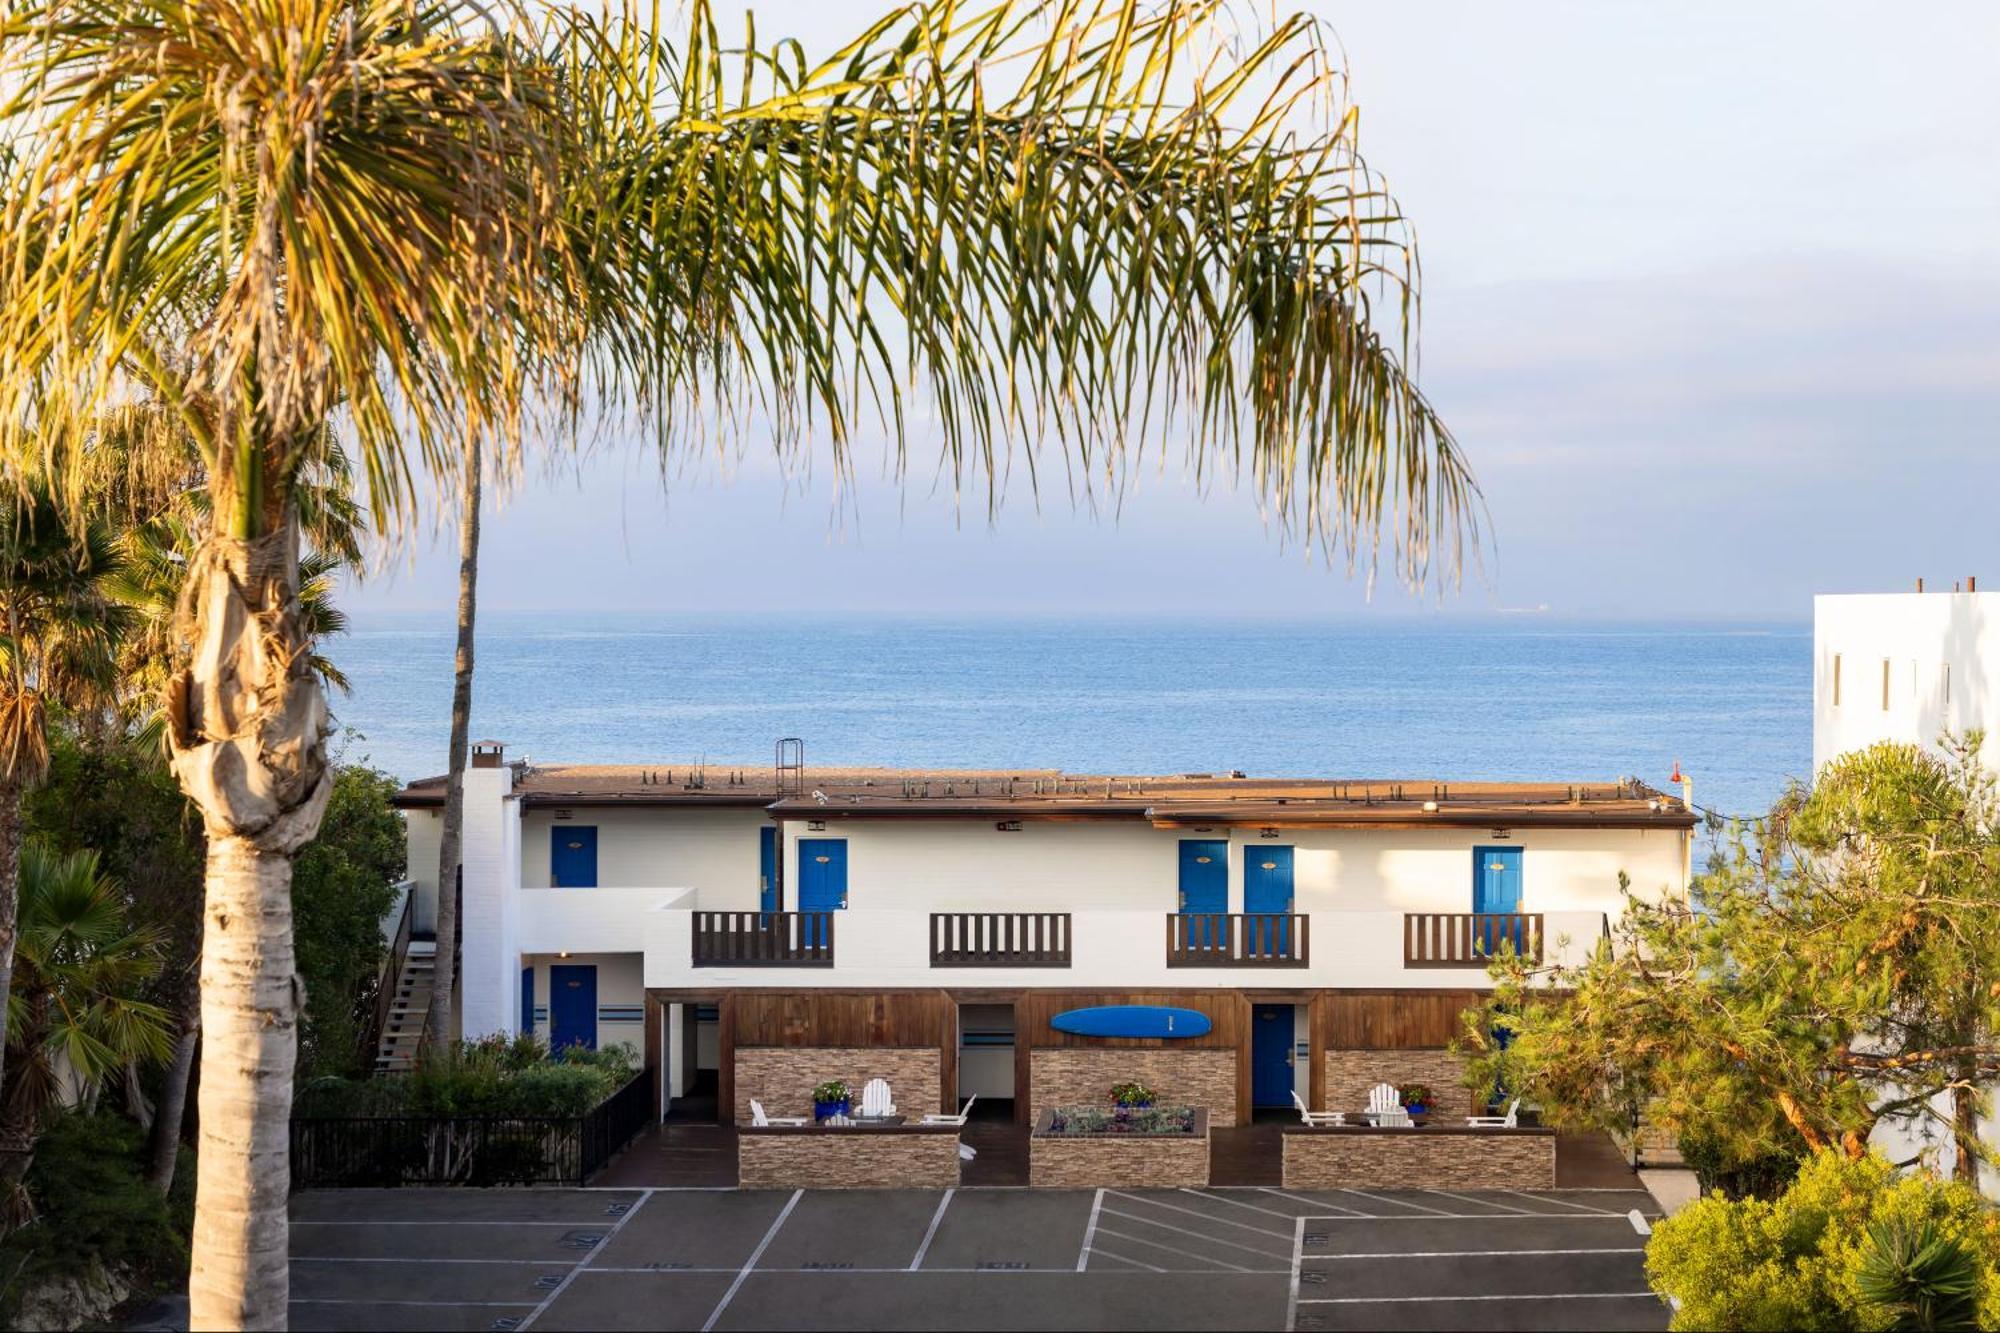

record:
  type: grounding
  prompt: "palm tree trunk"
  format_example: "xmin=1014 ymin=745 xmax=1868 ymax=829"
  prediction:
xmin=167 ymin=520 xmax=331 ymax=1331
xmin=148 ymin=1008 xmax=199 ymax=1193
xmin=429 ymin=433 xmax=481 ymax=1056
xmin=0 ymin=770 xmax=23 ymax=1112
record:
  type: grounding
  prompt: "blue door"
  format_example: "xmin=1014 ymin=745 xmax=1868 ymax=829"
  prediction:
xmin=548 ymin=964 xmax=597 ymax=1052
xmin=550 ymin=825 xmax=598 ymax=887
xmin=797 ymin=838 xmax=847 ymax=946
xmin=1474 ymin=845 xmax=1526 ymax=956
xmin=758 ymin=826 xmax=777 ymax=913
xmin=1178 ymin=840 xmax=1228 ymax=912
xmin=521 ymin=966 xmax=535 ymax=1037
xmin=1251 ymin=1004 xmax=1294 ymax=1107
xmin=1244 ymin=845 xmax=1295 ymax=954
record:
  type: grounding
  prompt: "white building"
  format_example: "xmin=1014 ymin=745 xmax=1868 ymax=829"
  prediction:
xmin=389 ymin=745 xmax=1692 ymax=1129
xmin=1814 ymin=583 xmax=1999 ymax=1192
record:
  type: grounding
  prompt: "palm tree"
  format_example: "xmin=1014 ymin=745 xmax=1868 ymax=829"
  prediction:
xmin=1 ymin=2 xmax=1476 ymax=1325
xmin=0 ymin=488 xmax=126 ymax=1125
xmin=0 ymin=840 xmax=174 ymax=1226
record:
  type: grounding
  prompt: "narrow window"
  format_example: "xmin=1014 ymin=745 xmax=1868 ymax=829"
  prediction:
xmin=1832 ymin=654 xmax=1842 ymax=706
xmin=1881 ymin=659 xmax=1892 ymax=711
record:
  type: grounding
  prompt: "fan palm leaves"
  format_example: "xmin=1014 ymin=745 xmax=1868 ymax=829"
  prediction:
xmin=0 ymin=840 xmax=173 ymax=1227
xmin=1 ymin=2 xmax=1475 ymax=1324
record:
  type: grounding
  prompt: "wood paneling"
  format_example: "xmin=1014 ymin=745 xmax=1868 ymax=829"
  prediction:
xmin=1016 ymin=991 xmax=1248 ymax=1050
xmin=1320 ymin=989 xmax=1487 ymax=1050
xmin=732 ymin=991 xmax=952 ymax=1049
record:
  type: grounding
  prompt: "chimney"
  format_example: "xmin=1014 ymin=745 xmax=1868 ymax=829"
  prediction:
xmin=471 ymin=739 xmax=506 ymax=769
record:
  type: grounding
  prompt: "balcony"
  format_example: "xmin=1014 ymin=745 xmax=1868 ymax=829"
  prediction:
xmin=929 ymin=912 xmax=1072 ymax=967
xmin=691 ymin=911 xmax=835 ymax=967
xmin=1402 ymin=912 xmax=1545 ymax=967
xmin=1165 ymin=912 xmax=1309 ymax=968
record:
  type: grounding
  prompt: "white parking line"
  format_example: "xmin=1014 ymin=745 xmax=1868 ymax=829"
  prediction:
xmin=290 ymin=1299 xmax=537 ymax=1308
xmin=291 ymin=1256 xmax=575 ymax=1266
xmin=1088 ymin=1226 xmax=1269 ymax=1273
xmin=518 ymin=1188 xmax=656 ymax=1332
xmin=1284 ymin=1217 xmax=1305 ymax=1333
xmin=1421 ymin=1189 xmax=1540 ymax=1215
xmin=1107 ymin=1191 xmax=1295 ymax=1240
xmin=1077 ymin=1189 xmax=1105 ymax=1272
xmin=699 ymin=1189 xmax=801 ymax=1333
xmin=1500 ymin=1189 xmax=1623 ymax=1215
xmin=1629 ymin=1209 xmax=1653 ymax=1235
xmin=1084 ymin=1246 xmax=1166 ymax=1273
xmin=908 ymin=1189 xmax=955 ymax=1270
xmin=1098 ymin=1208 xmax=1293 ymax=1260
xmin=1334 ymin=1188 xmax=1459 ymax=1217
xmin=1298 ymin=1292 xmax=1661 ymax=1305
xmin=1182 ymin=1188 xmax=1308 ymax=1222
xmin=1304 ymin=1240 xmax=1648 ymax=1248
xmin=1256 ymin=1187 xmax=1368 ymax=1217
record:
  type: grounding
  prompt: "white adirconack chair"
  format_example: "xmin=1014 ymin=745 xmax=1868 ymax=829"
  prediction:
xmin=860 ymin=1078 xmax=897 ymax=1118
xmin=1467 ymin=1098 xmax=1521 ymax=1129
xmin=1292 ymin=1090 xmax=1343 ymax=1127
xmin=923 ymin=1094 xmax=977 ymax=1127
xmin=1363 ymin=1082 xmax=1411 ymax=1128
xmin=750 ymin=1099 xmax=807 ymax=1127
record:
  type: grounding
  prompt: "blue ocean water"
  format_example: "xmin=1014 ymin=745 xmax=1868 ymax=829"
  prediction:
xmin=329 ymin=614 xmax=1810 ymax=822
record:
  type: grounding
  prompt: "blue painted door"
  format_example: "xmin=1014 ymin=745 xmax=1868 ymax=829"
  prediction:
xmin=521 ymin=966 xmax=534 ymax=1037
xmin=759 ymin=826 xmax=777 ymax=913
xmin=1243 ymin=845 xmax=1295 ymax=954
xmin=797 ymin=838 xmax=847 ymax=946
xmin=548 ymin=964 xmax=597 ymax=1052
xmin=1474 ymin=845 xmax=1526 ymax=956
xmin=550 ymin=825 xmax=598 ymax=887
xmin=1251 ymin=1004 xmax=1294 ymax=1107
xmin=1177 ymin=840 xmax=1228 ymax=912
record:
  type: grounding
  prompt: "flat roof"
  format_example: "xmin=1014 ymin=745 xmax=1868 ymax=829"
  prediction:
xmin=393 ymin=764 xmax=1695 ymax=829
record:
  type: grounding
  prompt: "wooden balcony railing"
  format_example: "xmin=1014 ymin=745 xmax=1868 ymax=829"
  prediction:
xmin=1165 ymin=913 xmax=1309 ymax=968
xmin=929 ymin=912 xmax=1072 ymax=967
xmin=1403 ymin=912 xmax=1544 ymax=967
xmin=692 ymin=911 xmax=835 ymax=967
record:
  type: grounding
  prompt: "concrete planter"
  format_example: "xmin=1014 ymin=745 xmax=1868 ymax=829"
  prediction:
xmin=1282 ymin=1124 xmax=1557 ymax=1190
xmin=739 ymin=1124 xmax=962 ymax=1189
xmin=1028 ymin=1108 xmax=1210 ymax=1188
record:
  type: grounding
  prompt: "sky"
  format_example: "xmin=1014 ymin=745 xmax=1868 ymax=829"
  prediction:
xmin=344 ymin=1 xmax=2000 ymax=622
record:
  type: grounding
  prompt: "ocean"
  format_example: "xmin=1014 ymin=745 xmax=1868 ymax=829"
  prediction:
xmin=329 ymin=614 xmax=1810 ymax=823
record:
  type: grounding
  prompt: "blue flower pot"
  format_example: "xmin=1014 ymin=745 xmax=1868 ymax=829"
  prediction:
xmin=814 ymin=1097 xmax=851 ymax=1121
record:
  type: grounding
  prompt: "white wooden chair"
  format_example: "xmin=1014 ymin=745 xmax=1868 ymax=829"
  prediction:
xmin=859 ymin=1078 xmax=897 ymax=1118
xmin=1292 ymin=1090 xmax=1344 ymax=1127
xmin=749 ymin=1099 xmax=806 ymax=1127
xmin=1467 ymin=1098 xmax=1521 ymax=1129
xmin=922 ymin=1094 xmax=977 ymax=1127
xmin=1363 ymin=1082 xmax=1411 ymax=1128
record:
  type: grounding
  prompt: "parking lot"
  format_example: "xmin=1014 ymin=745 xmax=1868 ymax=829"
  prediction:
xmin=288 ymin=1184 xmax=1667 ymax=1331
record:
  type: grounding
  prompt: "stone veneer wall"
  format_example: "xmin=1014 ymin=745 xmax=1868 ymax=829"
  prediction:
xmin=1029 ymin=1049 xmax=1237 ymax=1127
xmin=1323 ymin=1048 xmax=1473 ymax=1118
xmin=739 ymin=1131 xmax=961 ymax=1189
xmin=1282 ymin=1129 xmax=1555 ymax=1190
xmin=733 ymin=1047 xmax=940 ymax=1125
xmin=1029 ymin=1133 xmax=1209 ymax=1189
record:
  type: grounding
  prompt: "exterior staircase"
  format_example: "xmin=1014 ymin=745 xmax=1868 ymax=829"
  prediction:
xmin=373 ymin=940 xmax=436 ymax=1074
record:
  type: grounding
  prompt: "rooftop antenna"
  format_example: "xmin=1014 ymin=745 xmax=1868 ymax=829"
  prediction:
xmin=776 ymin=737 xmax=805 ymax=798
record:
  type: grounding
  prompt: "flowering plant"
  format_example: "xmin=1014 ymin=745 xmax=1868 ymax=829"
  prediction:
xmin=1109 ymin=1081 xmax=1156 ymax=1107
xmin=1399 ymin=1083 xmax=1437 ymax=1110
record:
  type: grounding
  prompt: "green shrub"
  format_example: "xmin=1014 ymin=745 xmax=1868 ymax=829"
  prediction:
xmin=1678 ymin=1126 xmax=1807 ymax=1200
xmin=295 ymin=1037 xmax=637 ymax=1119
xmin=1646 ymin=1151 xmax=2000 ymax=1331
xmin=0 ymin=1113 xmax=188 ymax=1320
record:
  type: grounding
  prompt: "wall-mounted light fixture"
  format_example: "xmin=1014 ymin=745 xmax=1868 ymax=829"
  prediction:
xmin=1422 ymin=800 xmax=1439 ymax=813
xmin=807 ymin=819 xmax=827 ymax=832
xmin=557 ymin=950 xmax=570 ymax=959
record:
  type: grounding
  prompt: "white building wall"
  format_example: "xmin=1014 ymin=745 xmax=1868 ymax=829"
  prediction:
xmin=780 ymin=819 xmax=1684 ymax=917
xmin=519 ymin=951 xmax=646 ymax=1055
xmin=1813 ymin=590 xmax=2000 ymax=773
xmin=458 ymin=763 xmax=520 ymax=1041
xmin=1815 ymin=589 xmax=2000 ymax=1195
xmin=521 ymin=807 xmax=768 ymax=892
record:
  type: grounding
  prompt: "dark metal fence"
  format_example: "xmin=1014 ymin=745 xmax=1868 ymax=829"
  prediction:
xmin=290 ymin=1073 xmax=650 ymax=1188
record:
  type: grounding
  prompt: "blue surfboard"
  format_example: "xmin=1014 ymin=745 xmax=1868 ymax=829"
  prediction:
xmin=1049 ymin=1005 xmax=1212 ymax=1040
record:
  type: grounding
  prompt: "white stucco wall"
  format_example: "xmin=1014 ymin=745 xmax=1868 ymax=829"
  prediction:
xmin=520 ymin=806 xmax=769 ymax=892
xmin=779 ymin=818 xmax=1684 ymax=917
xmin=1814 ymin=590 xmax=2000 ymax=774
xmin=518 ymin=950 xmax=646 ymax=1055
